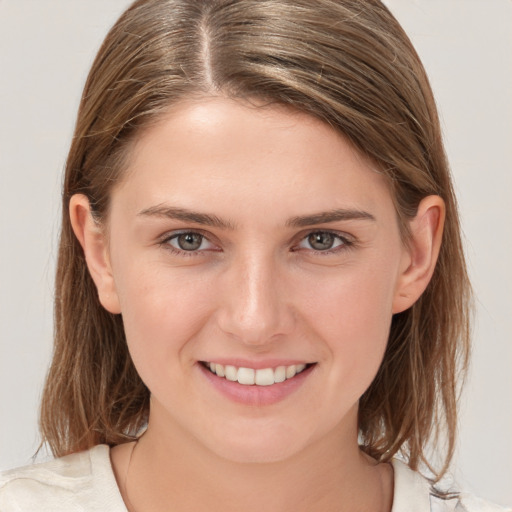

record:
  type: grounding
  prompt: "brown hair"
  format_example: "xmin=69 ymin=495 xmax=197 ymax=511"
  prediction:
xmin=40 ymin=0 xmax=471 ymax=480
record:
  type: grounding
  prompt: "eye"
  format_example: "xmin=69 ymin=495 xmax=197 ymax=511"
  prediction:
xmin=297 ymin=231 xmax=350 ymax=252
xmin=164 ymin=231 xmax=216 ymax=253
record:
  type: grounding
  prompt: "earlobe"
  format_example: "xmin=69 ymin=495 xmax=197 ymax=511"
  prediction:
xmin=392 ymin=195 xmax=445 ymax=314
xmin=69 ymin=194 xmax=121 ymax=314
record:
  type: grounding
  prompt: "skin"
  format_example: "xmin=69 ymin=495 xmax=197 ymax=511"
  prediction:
xmin=71 ymin=96 xmax=444 ymax=512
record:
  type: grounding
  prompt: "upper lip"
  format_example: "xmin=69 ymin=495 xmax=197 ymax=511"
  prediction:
xmin=200 ymin=359 xmax=314 ymax=370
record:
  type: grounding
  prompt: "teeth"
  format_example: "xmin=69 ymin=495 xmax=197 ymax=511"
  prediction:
xmin=215 ymin=364 xmax=225 ymax=378
xmin=274 ymin=366 xmax=286 ymax=383
xmin=255 ymin=368 xmax=274 ymax=386
xmin=286 ymin=365 xmax=297 ymax=379
xmin=237 ymin=367 xmax=255 ymax=385
xmin=204 ymin=362 xmax=309 ymax=386
xmin=225 ymin=365 xmax=237 ymax=382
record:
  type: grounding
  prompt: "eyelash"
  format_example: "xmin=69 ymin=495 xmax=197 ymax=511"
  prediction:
xmin=158 ymin=230 xmax=354 ymax=257
xmin=294 ymin=231 xmax=354 ymax=255
xmin=159 ymin=230 xmax=217 ymax=257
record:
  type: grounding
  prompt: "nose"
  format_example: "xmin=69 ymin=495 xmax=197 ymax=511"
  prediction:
xmin=215 ymin=251 xmax=295 ymax=346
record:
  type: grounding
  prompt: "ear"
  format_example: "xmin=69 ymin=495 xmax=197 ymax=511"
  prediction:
xmin=69 ymin=194 xmax=121 ymax=314
xmin=392 ymin=195 xmax=445 ymax=314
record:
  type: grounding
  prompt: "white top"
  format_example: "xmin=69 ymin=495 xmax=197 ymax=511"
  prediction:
xmin=0 ymin=445 xmax=508 ymax=511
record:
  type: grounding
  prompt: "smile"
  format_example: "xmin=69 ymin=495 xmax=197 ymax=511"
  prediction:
xmin=202 ymin=361 xmax=310 ymax=386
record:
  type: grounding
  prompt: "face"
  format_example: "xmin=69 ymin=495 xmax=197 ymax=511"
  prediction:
xmin=90 ymin=97 xmax=414 ymax=463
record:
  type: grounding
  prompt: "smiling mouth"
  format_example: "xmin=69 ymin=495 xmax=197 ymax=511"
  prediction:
xmin=201 ymin=361 xmax=314 ymax=386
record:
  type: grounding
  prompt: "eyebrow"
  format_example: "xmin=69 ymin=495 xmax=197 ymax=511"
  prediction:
xmin=286 ymin=209 xmax=376 ymax=227
xmin=138 ymin=205 xmax=236 ymax=230
xmin=137 ymin=205 xmax=375 ymax=229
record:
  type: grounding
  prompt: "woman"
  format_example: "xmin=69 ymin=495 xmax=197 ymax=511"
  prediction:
xmin=0 ymin=0 xmax=507 ymax=510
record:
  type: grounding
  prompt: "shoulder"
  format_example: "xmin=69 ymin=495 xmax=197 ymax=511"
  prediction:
xmin=391 ymin=459 xmax=511 ymax=512
xmin=0 ymin=445 xmax=127 ymax=512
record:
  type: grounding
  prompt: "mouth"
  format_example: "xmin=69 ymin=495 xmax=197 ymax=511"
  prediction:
xmin=200 ymin=361 xmax=314 ymax=386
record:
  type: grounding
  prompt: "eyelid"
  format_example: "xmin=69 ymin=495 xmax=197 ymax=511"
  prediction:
xmin=158 ymin=229 xmax=220 ymax=255
xmin=158 ymin=227 xmax=214 ymax=242
xmin=292 ymin=229 xmax=355 ymax=253
xmin=156 ymin=228 xmax=355 ymax=257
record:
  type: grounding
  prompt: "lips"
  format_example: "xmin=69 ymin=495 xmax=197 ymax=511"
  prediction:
xmin=202 ymin=361 xmax=309 ymax=386
xmin=198 ymin=360 xmax=316 ymax=405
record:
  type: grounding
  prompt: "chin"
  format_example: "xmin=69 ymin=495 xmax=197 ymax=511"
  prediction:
xmin=197 ymin=420 xmax=310 ymax=465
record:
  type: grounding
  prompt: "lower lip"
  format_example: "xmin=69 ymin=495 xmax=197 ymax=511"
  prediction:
xmin=198 ymin=363 xmax=315 ymax=406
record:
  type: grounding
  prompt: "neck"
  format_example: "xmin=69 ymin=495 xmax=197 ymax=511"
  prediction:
xmin=113 ymin=407 xmax=393 ymax=512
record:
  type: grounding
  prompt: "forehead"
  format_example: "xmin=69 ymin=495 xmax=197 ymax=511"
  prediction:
xmin=112 ymin=96 xmax=395 ymax=224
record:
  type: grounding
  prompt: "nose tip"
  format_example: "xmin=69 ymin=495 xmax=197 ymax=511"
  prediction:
xmin=215 ymin=258 xmax=294 ymax=346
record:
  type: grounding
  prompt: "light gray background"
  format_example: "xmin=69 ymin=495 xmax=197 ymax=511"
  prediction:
xmin=0 ymin=0 xmax=510 ymax=506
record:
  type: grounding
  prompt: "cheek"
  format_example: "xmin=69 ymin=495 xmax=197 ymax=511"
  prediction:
xmin=299 ymin=259 xmax=399 ymax=389
xmin=112 ymin=260 xmax=216 ymax=378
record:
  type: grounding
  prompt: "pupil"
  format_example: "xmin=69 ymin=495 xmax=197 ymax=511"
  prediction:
xmin=178 ymin=233 xmax=202 ymax=251
xmin=309 ymin=232 xmax=334 ymax=250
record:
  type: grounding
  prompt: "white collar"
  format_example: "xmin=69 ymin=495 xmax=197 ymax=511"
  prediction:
xmin=391 ymin=458 xmax=433 ymax=512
